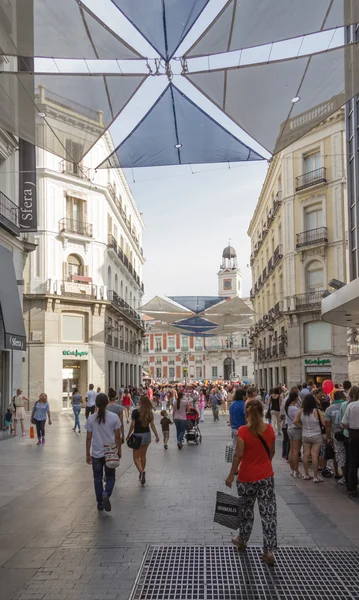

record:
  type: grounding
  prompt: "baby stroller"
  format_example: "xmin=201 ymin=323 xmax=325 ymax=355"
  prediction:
xmin=185 ymin=408 xmax=202 ymax=445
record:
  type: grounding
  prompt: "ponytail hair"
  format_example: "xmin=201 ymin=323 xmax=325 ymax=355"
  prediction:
xmin=177 ymin=391 xmax=184 ymax=410
xmin=96 ymin=393 xmax=109 ymax=424
xmin=245 ymin=399 xmax=264 ymax=434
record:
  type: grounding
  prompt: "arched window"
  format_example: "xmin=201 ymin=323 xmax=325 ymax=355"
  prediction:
xmin=129 ymin=291 xmax=132 ymax=307
xmin=306 ymin=260 xmax=324 ymax=292
xmin=125 ymin=285 xmax=128 ymax=303
xmin=108 ymin=266 xmax=112 ymax=290
xmin=120 ymin=280 xmax=124 ymax=299
xmin=114 ymin=273 xmax=118 ymax=294
xmin=67 ymin=254 xmax=83 ymax=279
xmin=134 ymin=296 xmax=137 ymax=309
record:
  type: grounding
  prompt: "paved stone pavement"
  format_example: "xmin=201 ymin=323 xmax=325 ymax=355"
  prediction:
xmin=0 ymin=409 xmax=358 ymax=600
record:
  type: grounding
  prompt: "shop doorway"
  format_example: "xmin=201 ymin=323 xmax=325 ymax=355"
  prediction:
xmin=306 ymin=372 xmax=332 ymax=386
xmin=62 ymin=359 xmax=88 ymax=408
xmin=223 ymin=357 xmax=235 ymax=381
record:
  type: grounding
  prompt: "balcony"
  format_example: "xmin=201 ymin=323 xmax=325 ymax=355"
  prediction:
xmin=272 ymin=345 xmax=278 ymax=358
xmin=273 ymin=244 xmax=283 ymax=265
xmin=265 ymin=347 xmax=272 ymax=359
xmin=262 ymin=266 xmax=268 ymax=281
xmin=278 ymin=341 xmax=286 ymax=356
xmin=0 ymin=190 xmax=19 ymax=236
xmin=296 ymin=167 xmax=327 ymax=192
xmin=59 ymin=160 xmax=90 ymax=180
xmin=272 ymin=301 xmax=283 ymax=319
xmin=295 ymin=290 xmax=326 ymax=310
xmin=107 ymin=234 xmax=144 ymax=291
xmin=107 ymin=290 xmax=145 ymax=329
xmin=268 ymin=257 xmax=274 ymax=273
xmin=296 ymin=226 xmax=328 ymax=249
xmin=59 ymin=218 xmax=93 ymax=237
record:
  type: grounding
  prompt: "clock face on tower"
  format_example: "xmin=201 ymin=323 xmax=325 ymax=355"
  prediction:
xmin=223 ymin=279 xmax=232 ymax=290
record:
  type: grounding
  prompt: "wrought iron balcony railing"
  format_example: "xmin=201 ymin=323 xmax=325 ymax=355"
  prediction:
xmin=296 ymin=167 xmax=327 ymax=191
xmin=295 ymin=290 xmax=326 ymax=310
xmin=0 ymin=190 xmax=19 ymax=235
xmin=296 ymin=227 xmax=328 ymax=249
xmin=59 ymin=217 xmax=93 ymax=237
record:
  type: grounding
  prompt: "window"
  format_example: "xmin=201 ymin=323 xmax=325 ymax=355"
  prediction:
xmin=107 ymin=266 xmax=112 ymax=290
xmin=108 ymin=361 xmax=112 ymax=387
xmin=304 ymin=321 xmax=331 ymax=352
xmin=306 ymin=260 xmax=324 ymax=292
xmin=305 ymin=205 xmax=323 ymax=230
xmin=196 ymin=367 xmax=202 ymax=378
xmin=241 ymin=336 xmax=247 ymax=347
xmin=66 ymin=196 xmax=86 ymax=227
xmin=156 ymin=367 xmax=162 ymax=378
xmin=181 ymin=337 xmax=189 ymax=350
xmin=169 ymin=367 xmax=175 ymax=379
xmin=195 ymin=338 xmax=203 ymax=350
xmin=155 ymin=337 xmax=162 ymax=351
xmin=62 ymin=314 xmax=84 ymax=342
xmin=168 ymin=336 xmax=175 ymax=351
xmin=212 ymin=366 xmax=218 ymax=378
xmin=65 ymin=140 xmax=84 ymax=174
xmin=33 ymin=237 xmax=40 ymax=278
xmin=67 ymin=254 xmax=83 ymax=279
xmin=304 ymin=151 xmax=321 ymax=173
xmin=242 ymin=366 xmax=248 ymax=377
xmin=143 ymin=338 xmax=149 ymax=352
xmin=106 ymin=317 xmax=113 ymax=346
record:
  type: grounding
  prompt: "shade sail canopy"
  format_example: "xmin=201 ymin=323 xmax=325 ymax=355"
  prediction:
xmin=2 ymin=0 xmax=142 ymax=59
xmin=186 ymin=44 xmax=359 ymax=155
xmin=112 ymin=0 xmax=210 ymax=60
xmin=169 ymin=296 xmax=229 ymax=314
xmin=185 ymin=0 xmax=359 ymax=58
xmin=0 ymin=72 xmax=147 ymax=163
xmin=0 ymin=245 xmax=26 ymax=351
xmin=141 ymin=296 xmax=252 ymax=336
xmin=97 ymin=83 xmax=264 ymax=168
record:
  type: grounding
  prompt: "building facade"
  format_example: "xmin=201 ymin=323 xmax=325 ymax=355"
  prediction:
xmin=23 ymin=89 xmax=145 ymax=410
xmin=143 ymin=246 xmax=254 ymax=383
xmin=248 ymin=107 xmax=349 ymax=390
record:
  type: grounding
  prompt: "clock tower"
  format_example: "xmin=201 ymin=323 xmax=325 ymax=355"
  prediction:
xmin=218 ymin=244 xmax=242 ymax=298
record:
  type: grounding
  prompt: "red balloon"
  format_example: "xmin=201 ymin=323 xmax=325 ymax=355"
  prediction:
xmin=322 ymin=380 xmax=334 ymax=394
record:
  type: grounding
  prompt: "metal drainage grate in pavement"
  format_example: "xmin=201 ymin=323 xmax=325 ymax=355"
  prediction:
xmin=129 ymin=546 xmax=359 ymax=600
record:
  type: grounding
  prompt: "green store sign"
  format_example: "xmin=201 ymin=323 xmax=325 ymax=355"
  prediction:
xmin=63 ymin=350 xmax=88 ymax=357
xmin=304 ymin=358 xmax=331 ymax=366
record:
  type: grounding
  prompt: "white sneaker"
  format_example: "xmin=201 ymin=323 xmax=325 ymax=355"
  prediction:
xmin=313 ymin=476 xmax=324 ymax=483
xmin=293 ymin=471 xmax=301 ymax=478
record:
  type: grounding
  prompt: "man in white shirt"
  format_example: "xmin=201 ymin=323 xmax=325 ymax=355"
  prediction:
xmin=85 ymin=384 xmax=97 ymax=418
xmin=85 ymin=394 xmax=122 ymax=512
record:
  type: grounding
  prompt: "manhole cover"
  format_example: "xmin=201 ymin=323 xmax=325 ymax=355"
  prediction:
xmin=129 ymin=546 xmax=359 ymax=600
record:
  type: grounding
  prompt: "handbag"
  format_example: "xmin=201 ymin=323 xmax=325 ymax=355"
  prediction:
xmin=324 ymin=442 xmax=335 ymax=460
xmin=127 ymin=433 xmax=142 ymax=450
xmin=316 ymin=409 xmax=326 ymax=435
xmin=334 ymin=431 xmax=345 ymax=442
xmin=31 ymin=401 xmax=37 ymax=424
xmin=97 ymin=422 xmax=120 ymax=469
xmin=214 ymin=491 xmax=240 ymax=530
xmin=225 ymin=442 xmax=234 ymax=463
xmin=30 ymin=425 xmax=34 ymax=439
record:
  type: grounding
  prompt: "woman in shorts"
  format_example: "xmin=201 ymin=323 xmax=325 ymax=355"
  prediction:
xmin=126 ymin=395 xmax=159 ymax=485
xmin=293 ymin=394 xmax=325 ymax=482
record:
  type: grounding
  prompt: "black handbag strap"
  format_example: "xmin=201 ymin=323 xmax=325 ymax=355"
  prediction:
xmin=316 ymin=409 xmax=325 ymax=434
xmin=257 ymin=433 xmax=271 ymax=458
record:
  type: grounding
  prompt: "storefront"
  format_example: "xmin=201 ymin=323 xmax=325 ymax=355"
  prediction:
xmin=62 ymin=349 xmax=88 ymax=408
xmin=305 ymin=357 xmax=332 ymax=385
xmin=0 ymin=245 xmax=26 ymax=423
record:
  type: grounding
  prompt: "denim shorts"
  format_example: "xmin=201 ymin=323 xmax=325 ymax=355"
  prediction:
xmin=134 ymin=432 xmax=151 ymax=446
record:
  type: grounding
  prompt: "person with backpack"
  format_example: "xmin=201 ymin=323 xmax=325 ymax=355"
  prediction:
xmin=85 ymin=393 xmax=122 ymax=512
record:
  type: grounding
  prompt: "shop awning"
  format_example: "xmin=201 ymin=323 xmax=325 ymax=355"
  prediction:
xmin=0 ymin=245 xmax=26 ymax=351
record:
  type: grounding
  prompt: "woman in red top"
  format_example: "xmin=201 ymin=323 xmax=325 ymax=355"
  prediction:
xmin=226 ymin=398 xmax=277 ymax=565
xmin=122 ymin=389 xmax=132 ymax=424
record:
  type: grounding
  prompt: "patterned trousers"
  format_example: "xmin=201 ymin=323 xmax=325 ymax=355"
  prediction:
xmin=236 ymin=476 xmax=277 ymax=553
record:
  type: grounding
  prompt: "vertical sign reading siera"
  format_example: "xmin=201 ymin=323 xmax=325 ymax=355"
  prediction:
xmin=19 ymin=138 xmax=37 ymax=231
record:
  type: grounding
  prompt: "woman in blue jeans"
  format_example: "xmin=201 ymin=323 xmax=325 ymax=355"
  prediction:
xmin=71 ymin=387 xmax=82 ymax=432
xmin=172 ymin=391 xmax=189 ymax=449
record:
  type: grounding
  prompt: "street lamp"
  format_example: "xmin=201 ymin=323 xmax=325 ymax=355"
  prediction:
xmin=179 ymin=350 xmax=192 ymax=385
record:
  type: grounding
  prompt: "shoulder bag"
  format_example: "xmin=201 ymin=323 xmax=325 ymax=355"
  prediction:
xmin=316 ymin=409 xmax=326 ymax=435
xmin=97 ymin=419 xmax=120 ymax=469
xmin=257 ymin=432 xmax=271 ymax=458
xmin=127 ymin=434 xmax=142 ymax=450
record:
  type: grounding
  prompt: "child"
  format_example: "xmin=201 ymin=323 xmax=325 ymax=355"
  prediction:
xmin=3 ymin=408 xmax=13 ymax=432
xmin=160 ymin=410 xmax=173 ymax=449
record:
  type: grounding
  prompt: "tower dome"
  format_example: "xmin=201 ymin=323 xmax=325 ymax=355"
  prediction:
xmin=222 ymin=245 xmax=237 ymax=260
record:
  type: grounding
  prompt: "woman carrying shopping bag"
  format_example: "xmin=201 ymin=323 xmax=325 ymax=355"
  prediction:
xmin=226 ymin=398 xmax=277 ymax=565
